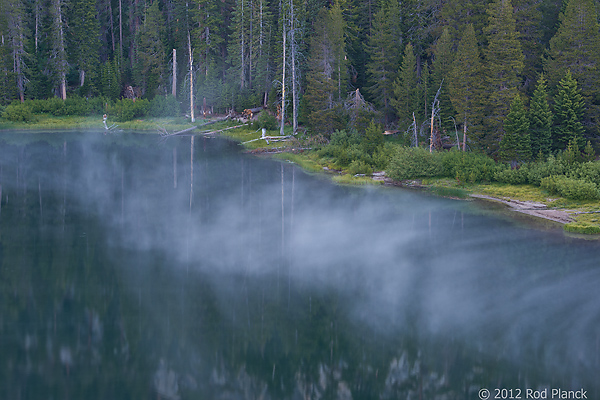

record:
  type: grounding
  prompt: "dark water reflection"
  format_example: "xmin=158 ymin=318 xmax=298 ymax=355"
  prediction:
xmin=0 ymin=131 xmax=599 ymax=399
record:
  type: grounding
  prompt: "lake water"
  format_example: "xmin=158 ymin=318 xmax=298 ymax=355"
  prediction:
xmin=1 ymin=131 xmax=598 ymax=399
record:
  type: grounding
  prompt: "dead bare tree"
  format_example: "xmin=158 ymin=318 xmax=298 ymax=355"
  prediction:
xmin=429 ymin=80 xmax=443 ymax=153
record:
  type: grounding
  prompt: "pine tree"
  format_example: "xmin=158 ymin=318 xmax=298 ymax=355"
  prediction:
xmin=365 ymin=0 xmax=402 ymax=123
xmin=391 ymin=43 xmax=419 ymax=130
xmin=68 ymin=0 xmax=101 ymax=94
xmin=546 ymin=0 xmax=600 ymax=116
xmin=49 ymin=0 xmax=68 ymax=99
xmin=431 ymin=27 xmax=455 ymax=131
xmin=553 ymin=69 xmax=585 ymax=151
xmin=529 ymin=74 xmax=553 ymax=157
xmin=134 ymin=0 xmax=166 ymax=98
xmin=303 ymin=5 xmax=347 ymax=133
xmin=500 ymin=93 xmax=531 ymax=162
xmin=483 ymin=0 xmax=524 ymax=154
xmin=449 ymin=24 xmax=484 ymax=151
xmin=441 ymin=0 xmax=489 ymax=45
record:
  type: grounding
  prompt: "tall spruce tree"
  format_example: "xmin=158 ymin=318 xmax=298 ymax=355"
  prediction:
xmin=449 ymin=24 xmax=484 ymax=150
xmin=303 ymin=5 xmax=347 ymax=133
xmin=500 ymin=93 xmax=531 ymax=162
xmin=391 ymin=43 xmax=419 ymax=130
xmin=365 ymin=0 xmax=402 ymax=123
xmin=431 ymin=27 xmax=455 ymax=131
xmin=553 ymin=69 xmax=585 ymax=151
xmin=546 ymin=0 xmax=600 ymax=128
xmin=529 ymin=74 xmax=553 ymax=157
xmin=134 ymin=0 xmax=166 ymax=98
xmin=483 ymin=0 xmax=524 ymax=154
xmin=68 ymin=0 xmax=101 ymax=94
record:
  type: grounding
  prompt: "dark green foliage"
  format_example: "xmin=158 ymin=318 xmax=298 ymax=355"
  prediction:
xmin=500 ymin=94 xmax=531 ymax=162
xmin=483 ymin=0 xmax=524 ymax=153
xmin=387 ymin=147 xmax=444 ymax=181
xmin=365 ymin=0 xmax=402 ymax=123
xmin=546 ymin=0 xmax=600 ymax=126
xmin=540 ymin=175 xmax=600 ymax=200
xmin=449 ymin=24 xmax=484 ymax=148
xmin=107 ymin=99 xmax=150 ymax=121
xmin=256 ymin=112 xmax=278 ymax=130
xmin=149 ymin=95 xmax=180 ymax=117
xmin=362 ymin=121 xmax=384 ymax=156
xmin=392 ymin=43 xmax=419 ymax=130
xmin=529 ymin=74 xmax=553 ymax=156
xmin=553 ymin=70 xmax=585 ymax=150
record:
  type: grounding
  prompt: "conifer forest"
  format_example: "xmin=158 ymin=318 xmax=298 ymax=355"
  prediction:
xmin=1 ymin=0 xmax=599 ymax=156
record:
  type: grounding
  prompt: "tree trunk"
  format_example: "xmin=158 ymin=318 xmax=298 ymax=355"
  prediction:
xmin=280 ymin=20 xmax=286 ymax=136
xmin=289 ymin=0 xmax=297 ymax=134
xmin=188 ymin=32 xmax=195 ymax=122
xmin=172 ymin=49 xmax=177 ymax=97
xmin=463 ymin=121 xmax=467 ymax=152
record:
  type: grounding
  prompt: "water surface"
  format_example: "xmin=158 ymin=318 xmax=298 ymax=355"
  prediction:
xmin=0 ymin=131 xmax=598 ymax=399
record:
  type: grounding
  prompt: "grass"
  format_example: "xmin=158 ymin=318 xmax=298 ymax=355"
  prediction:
xmin=273 ymin=152 xmax=324 ymax=173
xmin=332 ymin=174 xmax=383 ymax=186
xmin=0 ymin=114 xmax=194 ymax=132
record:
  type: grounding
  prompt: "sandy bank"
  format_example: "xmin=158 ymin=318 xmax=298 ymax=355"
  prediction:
xmin=470 ymin=194 xmax=573 ymax=224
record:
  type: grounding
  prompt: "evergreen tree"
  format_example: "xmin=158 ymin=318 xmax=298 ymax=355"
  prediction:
xmin=500 ymin=93 xmax=531 ymax=162
xmin=365 ymin=0 xmax=402 ymax=123
xmin=391 ymin=43 xmax=419 ymax=130
xmin=441 ymin=0 xmax=489 ymax=45
xmin=529 ymin=74 xmax=553 ymax=157
xmin=483 ymin=0 xmax=524 ymax=154
xmin=101 ymin=58 xmax=121 ymax=100
xmin=449 ymin=24 xmax=484 ymax=150
xmin=546 ymin=0 xmax=600 ymax=118
xmin=303 ymin=5 xmax=347 ymax=133
xmin=553 ymin=69 xmax=585 ymax=151
xmin=134 ymin=0 xmax=165 ymax=98
xmin=68 ymin=0 xmax=101 ymax=94
xmin=49 ymin=0 xmax=68 ymax=99
xmin=512 ymin=0 xmax=544 ymax=91
xmin=431 ymin=27 xmax=455 ymax=131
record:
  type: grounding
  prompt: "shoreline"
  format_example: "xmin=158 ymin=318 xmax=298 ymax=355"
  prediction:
xmin=469 ymin=194 xmax=573 ymax=224
xmin=2 ymin=120 xmax=598 ymax=234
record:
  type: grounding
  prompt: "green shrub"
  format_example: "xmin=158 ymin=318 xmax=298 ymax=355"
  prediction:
xmin=2 ymin=103 xmax=32 ymax=122
xmin=149 ymin=95 xmax=180 ymax=117
xmin=567 ymin=161 xmax=600 ymax=187
xmin=526 ymin=155 xmax=566 ymax=186
xmin=64 ymin=96 xmax=91 ymax=115
xmin=256 ymin=112 xmax=278 ymax=130
xmin=348 ymin=160 xmax=373 ymax=175
xmin=387 ymin=146 xmax=443 ymax=181
xmin=441 ymin=150 xmax=499 ymax=183
xmin=107 ymin=98 xmax=149 ymax=121
xmin=494 ymin=164 xmax=529 ymax=184
xmin=540 ymin=175 xmax=600 ymax=200
xmin=329 ymin=129 xmax=350 ymax=147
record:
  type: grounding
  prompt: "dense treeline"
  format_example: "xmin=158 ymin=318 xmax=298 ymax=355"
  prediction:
xmin=1 ymin=0 xmax=599 ymax=157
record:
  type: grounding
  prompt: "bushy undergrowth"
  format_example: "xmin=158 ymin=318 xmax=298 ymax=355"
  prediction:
xmin=540 ymin=175 xmax=600 ymax=200
xmin=316 ymin=131 xmax=600 ymax=202
xmin=1 ymin=95 xmax=178 ymax=122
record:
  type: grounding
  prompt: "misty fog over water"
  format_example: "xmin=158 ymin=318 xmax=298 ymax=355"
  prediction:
xmin=1 ymin=131 xmax=599 ymax=399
